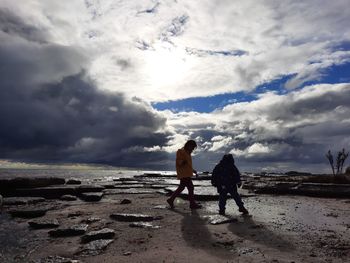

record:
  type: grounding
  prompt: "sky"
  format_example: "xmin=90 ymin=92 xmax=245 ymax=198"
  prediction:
xmin=0 ymin=0 xmax=350 ymax=173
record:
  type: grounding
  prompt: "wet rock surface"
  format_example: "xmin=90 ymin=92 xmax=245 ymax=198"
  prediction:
xmin=49 ymin=224 xmax=88 ymax=237
xmin=9 ymin=208 xmax=48 ymax=218
xmin=32 ymin=255 xmax=82 ymax=263
xmin=28 ymin=219 xmax=60 ymax=229
xmin=110 ymin=213 xmax=163 ymax=222
xmin=201 ymin=214 xmax=238 ymax=225
xmin=79 ymin=239 xmax=114 ymax=256
xmin=129 ymin=222 xmax=161 ymax=229
xmin=66 ymin=179 xmax=81 ymax=185
xmin=81 ymin=228 xmax=115 ymax=243
xmin=120 ymin=198 xmax=132 ymax=204
xmin=80 ymin=192 xmax=103 ymax=202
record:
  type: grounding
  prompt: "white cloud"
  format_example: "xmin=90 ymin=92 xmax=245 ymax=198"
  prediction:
xmin=3 ymin=0 xmax=349 ymax=102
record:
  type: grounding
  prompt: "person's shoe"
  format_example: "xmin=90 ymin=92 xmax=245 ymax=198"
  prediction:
xmin=167 ymin=198 xmax=174 ymax=209
xmin=219 ymin=210 xmax=225 ymax=216
xmin=239 ymin=207 xmax=249 ymax=215
xmin=190 ymin=203 xmax=202 ymax=209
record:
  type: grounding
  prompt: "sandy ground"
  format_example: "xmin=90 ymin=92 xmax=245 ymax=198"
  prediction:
xmin=1 ymin=192 xmax=349 ymax=263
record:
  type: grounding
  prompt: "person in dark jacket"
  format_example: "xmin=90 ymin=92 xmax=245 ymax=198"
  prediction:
xmin=211 ymin=154 xmax=248 ymax=215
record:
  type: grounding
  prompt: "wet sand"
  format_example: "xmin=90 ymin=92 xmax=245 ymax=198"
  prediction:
xmin=1 ymin=191 xmax=349 ymax=263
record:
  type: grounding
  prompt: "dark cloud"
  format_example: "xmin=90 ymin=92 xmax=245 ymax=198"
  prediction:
xmin=0 ymin=9 xmax=172 ymax=169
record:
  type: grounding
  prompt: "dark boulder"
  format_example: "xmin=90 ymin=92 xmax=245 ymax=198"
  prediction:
xmin=28 ymin=219 xmax=60 ymax=229
xmin=66 ymin=179 xmax=81 ymax=185
xmin=80 ymin=192 xmax=103 ymax=202
xmin=9 ymin=208 xmax=48 ymax=218
xmin=110 ymin=213 xmax=163 ymax=222
xmin=49 ymin=224 xmax=88 ymax=237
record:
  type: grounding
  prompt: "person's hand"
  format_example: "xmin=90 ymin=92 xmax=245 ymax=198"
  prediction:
xmin=193 ymin=169 xmax=198 ymax=178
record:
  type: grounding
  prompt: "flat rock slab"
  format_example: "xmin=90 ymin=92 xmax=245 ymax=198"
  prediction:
xmin=29 ymin=219 xmax=60 ymax=229
xmin=202 ymin=215 xmax=238 ymax=225
xmin=60 ymin=195 xmax=77 ymax=201
xmin=76 ymin=185 xmax=105 ymax=193
xmin=66 ymin=179 xmax=81 ymax=185
xmin=110 ymin=213 xmax=163 ymax=222
xmin=9 ymin=208 xmax=48 ymax=218
xmin=3 ymin=197 xmax=46 ymax=206
xmin=104 ymin=189 xmax=155 ymax=195
xmin=80 ymin=192 xmax=103 ymax=202
xmin=129 ymin=222 xmax=161 ymax=229
xmin=33 ymin=255 xmax=82 ymax=263
xmin=80 ymin=239 xmax=114 ymax=256
xmin=81 ymin=217 xmax=101 ymax=223
xmin=49 ymin=224 xmax=88 ymax=237
xmin=81 ymin=228 xmax=115 ymax=243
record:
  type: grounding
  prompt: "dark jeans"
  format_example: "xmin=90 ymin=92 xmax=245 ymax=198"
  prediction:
xmin=218 ymin=185 xmax=244 ymax=212
xmin=169 ymin=177 xmax=195 ymax=204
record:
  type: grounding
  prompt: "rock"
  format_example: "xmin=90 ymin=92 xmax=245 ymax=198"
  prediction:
xmin=81 ymin=228 xmax=115 ymax=243
xmin=60 ymin=195 xmax=77 ymax=201
xmin=123 ymin=251 xmax=132 ymax=256
xmin=202 ymin=215 xmax=238 ymax=225
xmin=12 ymin=186 xmax=76 ymax=199
xmin=153 ymin=205 xmax=167 ymax=209
xmin=76 ymin=185 xmax=105 ymax=193
xmin=33 ymin=255 xmax=81 ymax=263
xmin=81 ymin=217 xmax=101 ymax=223
xmin=0 ymin=177 xmax=65 ymax=190
xmin=80 ymin=239 xmax=114 ymax=255
xmin=110 ymin=213 xmax=163 ymax=222
xmin=80 ymin=192 xmax=103 ymax=202
xmin=120 ymin=199 xmax=131 ymax=204
xmin=29 ymin=219 xmax=60 ymax=229
xmin=129 ymin=222 xmax=160 ymax=229
xmin=9 ymin=208 xmax=48 ymax=218
xmin=49 ymin=224 xmax=88 ymax=237
xmin=66 ymin=179 xmax=81 ymax=185
xmin=104 ymin=189 xmax=155 ymax=195
xmin=3 ymin=197 xmax=46 ymax=205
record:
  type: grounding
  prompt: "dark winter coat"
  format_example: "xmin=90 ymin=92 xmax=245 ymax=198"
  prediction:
xmin=211 ymin=157 xmax=241 ymax=191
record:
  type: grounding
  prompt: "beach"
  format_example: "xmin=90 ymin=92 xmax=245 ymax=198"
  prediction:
xmin=0 ymin=170 xmax=349 ymax=263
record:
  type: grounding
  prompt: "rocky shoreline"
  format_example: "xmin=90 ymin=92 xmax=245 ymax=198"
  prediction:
xmin=0 ymin=173 xmax=349 ymax=262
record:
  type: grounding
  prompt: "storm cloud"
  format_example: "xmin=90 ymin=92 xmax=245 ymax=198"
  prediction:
xmin=0 ymin=8 xmax=171 ymax=168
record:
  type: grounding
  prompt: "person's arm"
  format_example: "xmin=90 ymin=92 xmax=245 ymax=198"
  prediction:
xmin=193 ymin=169 xmax=198 ymax=178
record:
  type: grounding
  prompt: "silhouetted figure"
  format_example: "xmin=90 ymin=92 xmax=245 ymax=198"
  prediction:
xmin=167 ymin=140 xmax=201 ymax=209
xmin=211 ymin=154 xmax=248 ymax=215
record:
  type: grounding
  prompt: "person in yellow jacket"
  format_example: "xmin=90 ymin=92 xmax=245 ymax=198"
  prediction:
xmin=167 ymin=140 xmax=202 ymax=209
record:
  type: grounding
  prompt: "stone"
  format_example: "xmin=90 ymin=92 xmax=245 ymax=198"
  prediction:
xmin=81 ymin=228 xmax=115 ymax=243
xmin=104 ymin=189 xmax=155 ymax=195
xmin=49 ymin=224 xmax=88 ymax=237
xmin=120 ymin=199 xmax=131 ymax=204
xmin=33 ymin=255 xmax=81 ymax=263
xmin=80 ymin=192 xmax=103 ymax=202
xmin=12 ymin=186 xmax=76 ymax=199
xmin=3 ymin=197 xmax=46 ymax=205
xmin=110 ymin=213 xmax=163 ymax=222
xmin=29 ymin=219 xmax=60 ymax=229
xmin=60 ymin=195 xmax=77 ymax=201
xmin=80 ymin=239 xmax=114 ymax=256
xmin=81 ymin=217 xmax=101 ymax=223
xmin=202 ymin=215 xmax=238 ymax=225
xmin=66 ymin=179 xmax=81 ymax=185
xmin=129 ymin=222 xmax=161 ymax=229
xmin=76 ymin=185 xmax=105 ymax=193
xmin=9 ymin=208 xmax=48 ymax=218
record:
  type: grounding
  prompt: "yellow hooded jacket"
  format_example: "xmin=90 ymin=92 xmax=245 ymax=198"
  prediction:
xmin=176 ymin=148 xmax=193 ymax=179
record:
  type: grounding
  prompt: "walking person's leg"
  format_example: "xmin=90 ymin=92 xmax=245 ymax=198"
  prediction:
xmin=184 ymin=177 xmax=201 ymax=209
xmin=218 ymin=188 xmax=228 ymax=215
xmin=167 ymin=179 xmax=186 ymax=208
xmin=229 ymin=185 xmax=248 ymax=214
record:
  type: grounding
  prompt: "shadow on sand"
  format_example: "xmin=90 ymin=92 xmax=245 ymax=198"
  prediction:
xmin=172 ymin=208 xmax=235 ymax=259
xmin=228 ymin=215 xmax=295 ymax=252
